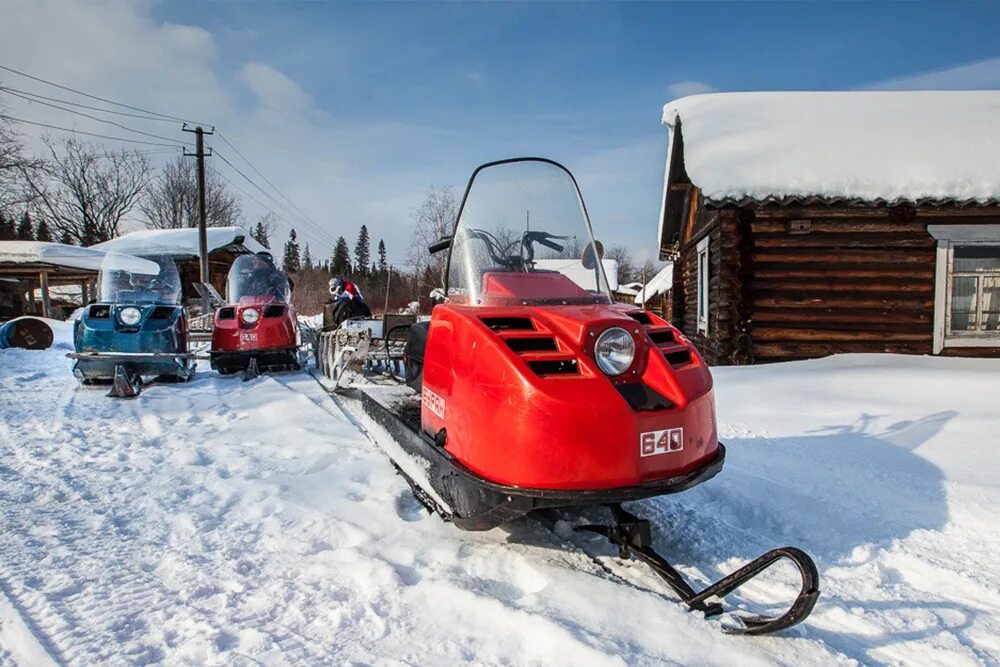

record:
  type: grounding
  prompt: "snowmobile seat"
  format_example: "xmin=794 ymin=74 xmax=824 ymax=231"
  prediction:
xmin=404 ymin=320 xmax=430 ymax=391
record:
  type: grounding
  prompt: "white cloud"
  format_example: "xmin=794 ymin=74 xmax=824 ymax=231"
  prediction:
xmin=666 ymin=80 xmax=715 ymax=100
xmin=868 ymin=58 xmax=1000 ymax=90
xmin=239 ymin=62 xmax=313 ymax=111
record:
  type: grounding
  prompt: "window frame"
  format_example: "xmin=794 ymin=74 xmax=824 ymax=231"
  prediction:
xmin=930 ymin=225 xmax=1000 ymax=353
xmin=696 ymin=236 xmax=709 ymax=335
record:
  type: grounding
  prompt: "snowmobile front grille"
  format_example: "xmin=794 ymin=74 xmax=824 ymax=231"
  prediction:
xmin=505 ymin=336 xmax=558 ymax=353
xmin=264 ymin=305 xmax=286 ymax=318
xmin=217 ymin=307 xmax=236 ymax=320
xmin=480 ymin=316 xmax=534 ymax=331
xmin=527 ymin=359 xmax=578 ymax=376
xmin=88 ymin=305 xmax=111 ymax=319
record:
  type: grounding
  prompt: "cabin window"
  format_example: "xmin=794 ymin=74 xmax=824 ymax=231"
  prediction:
xmin=929 ymin=225 xmax=1000 ymax=353
xmin=948 ymin=246 xmax=1000 ymax=335
xmin=696 ymin=236 xmax=709 ymax=335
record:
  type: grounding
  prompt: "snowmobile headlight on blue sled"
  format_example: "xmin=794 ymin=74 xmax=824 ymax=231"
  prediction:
xmin=119 ymin=306 xmax=142 ymax=327
xmin=595 ymin=327 xmax=635 ymax=376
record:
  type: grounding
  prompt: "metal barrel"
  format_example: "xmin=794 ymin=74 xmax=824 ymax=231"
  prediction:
xmin=0 ymin=317 xmax=55 ymax=350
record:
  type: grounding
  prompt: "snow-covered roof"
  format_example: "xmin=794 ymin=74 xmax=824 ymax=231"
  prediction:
xmin=94 ymin=226 xmax=265 ymax=258
xmin=615 ymin=281 xmax=645 ymax=297
xmin=0 ymin=241 xmax=107 ymax=272
xmin=634 ymin=263 xmax=673 ymax=306
xmin=533 ymin=258 xmax=619 ymax=291
xmin=662 ymin=91 xmax=1000 ymax=206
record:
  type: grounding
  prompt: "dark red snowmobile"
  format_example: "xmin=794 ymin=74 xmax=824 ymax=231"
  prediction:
xmin=210 ymin=252 xmax=303 ymax=378
xmin=359 ymin=158 xmax=819 ymax=635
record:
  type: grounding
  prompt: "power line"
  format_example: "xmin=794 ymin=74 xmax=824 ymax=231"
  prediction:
xmin=213 ymin=149 xmax=337 ymax=248
xmin=1 ymin=88 xmax=190 ymax=146
xmin=0 ymin=63 xmax=211 ymax=126
xmin=0 ymin=113 xmax=184 ymax=148
xmin=207 ymin=164 xmax=301 ymax=235
xmin=0 ymin=85 xmax=176 ymax=123
xmin=216 ymin=131 xmax=327 ymax=234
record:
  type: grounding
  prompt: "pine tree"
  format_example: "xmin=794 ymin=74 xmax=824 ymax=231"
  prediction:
xmin=377 ymin=239 xmax=387 ymax=274
xmin=302 ymin=243 xmax=313 ymax=270
xmin=252 ymin=220 xmax=271 ymax=249
xmin=35 ymin=218 xmax=53 ymax=242
xmin=282 ymin=229 xmax=301 ymax=273
xmin=354 ymin=225 xmax=370 ymax=277
xmin=331 ymin=236 xmax=351 ymax=276
xmin=60 ymin=231 xmax=75 ymax=245
xmin=16 ymin=212 xmax=33 ymax=240
xmin=0 ymin=212 xmax=14 ymax=241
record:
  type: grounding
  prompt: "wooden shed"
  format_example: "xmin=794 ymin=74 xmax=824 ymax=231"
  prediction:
xmin=0 ymin=241 xmax=104 ymax=320
xmin=657 ymin=91 xmax=1000 ymax=365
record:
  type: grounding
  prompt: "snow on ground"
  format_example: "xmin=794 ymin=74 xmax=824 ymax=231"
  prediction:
xmin=1 ymin=349 xmax=999 ymax=665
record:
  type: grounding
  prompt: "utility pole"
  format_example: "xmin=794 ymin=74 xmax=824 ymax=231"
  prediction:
xmin=183 ymin=123 xmax=215 ymax=314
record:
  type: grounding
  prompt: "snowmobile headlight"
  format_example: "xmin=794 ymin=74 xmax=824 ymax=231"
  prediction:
xmin=119 ymin=306 xmax=142 ymax=326
xmin=595 ymin=327 xmax=635 ymax=376
xmin=241 ymin=307 xmax=260 ymax=324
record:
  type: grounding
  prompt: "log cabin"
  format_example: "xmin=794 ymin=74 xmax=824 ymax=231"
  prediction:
xmin=657 ymin=91 xmax=1000 ymax=364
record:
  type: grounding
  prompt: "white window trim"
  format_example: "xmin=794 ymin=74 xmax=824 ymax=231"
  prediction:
xmin=929 ymin=225 xmax=1000 ymax=354
xmin=696 ymin=236 xmax=709 ymax=335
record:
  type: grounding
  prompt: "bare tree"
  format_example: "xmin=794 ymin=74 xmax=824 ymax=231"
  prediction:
xmin=605 ymin=245 xmax=637 ymax=283
xmin=141 ymin=156 xmax=241 ymax=230
xmin=0 ymin=107 xmax=44 ymax=214
xmin=23 ymin=137 xmax=151 ymax=245
xmin=408 ymin=186 xmax=458 ymax=290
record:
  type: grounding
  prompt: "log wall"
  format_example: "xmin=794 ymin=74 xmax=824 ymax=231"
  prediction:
xmin=672 ymin=204 xmax=1000 ymax=365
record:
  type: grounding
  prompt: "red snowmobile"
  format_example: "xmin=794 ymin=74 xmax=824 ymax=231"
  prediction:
xmin=359 ymin=158 xmax=819 ymax=635
xmin=210 ymin=252 xmax=303 ymax=378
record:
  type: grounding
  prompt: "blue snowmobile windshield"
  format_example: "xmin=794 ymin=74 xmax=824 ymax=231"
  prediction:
xmin=98 ymin=253 xmax=181 ymax=305
xmin=445 ymin=159 xmax=612 ymax=306
xmin=226 ymin=254 xmax=291 ymax=303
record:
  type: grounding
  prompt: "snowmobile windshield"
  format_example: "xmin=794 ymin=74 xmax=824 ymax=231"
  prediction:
xmin=97 ymin=253 xmax=181 ymax=305
xmin=226 ymin=254 xmax=290 ymax=303
xmin=446 ymin=158 xmax=612 ymax=306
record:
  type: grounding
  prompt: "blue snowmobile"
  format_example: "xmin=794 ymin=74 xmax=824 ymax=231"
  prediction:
xmin=69 ymin=252 xmax=195 ymax=397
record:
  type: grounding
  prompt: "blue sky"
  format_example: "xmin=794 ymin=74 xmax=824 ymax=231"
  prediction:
xmin=3 ymin=1 xmax=1000 ymax=265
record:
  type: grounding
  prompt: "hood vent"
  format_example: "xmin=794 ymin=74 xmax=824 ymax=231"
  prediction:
xmin=88 ymin=305 xmax=110 ymax=319
xmin=481 ymin=316 xmax=534 ymax=331
xmin=627 ymin=311 xmax=653 ymax=325
xmin=149 ymin=306 xmax=176 ymax=320
xmin=506 ymin=337 xmax=558 ymax=353
xmin=647 ymin=329 xmax=675 ymax=345
xmin=264 ymin=304 xmax=285 ymax=318
xmin=218 ymin=307 xmax=236 ymax=320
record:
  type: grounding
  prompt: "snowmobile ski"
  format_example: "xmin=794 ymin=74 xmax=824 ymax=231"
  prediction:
xmin=577 ymin=504 xmax=820 ymax=636
xmin=107 ymin=364 xmax=142 ymax=399
xmin=244 ymin=356 xmax=261 ymax=382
